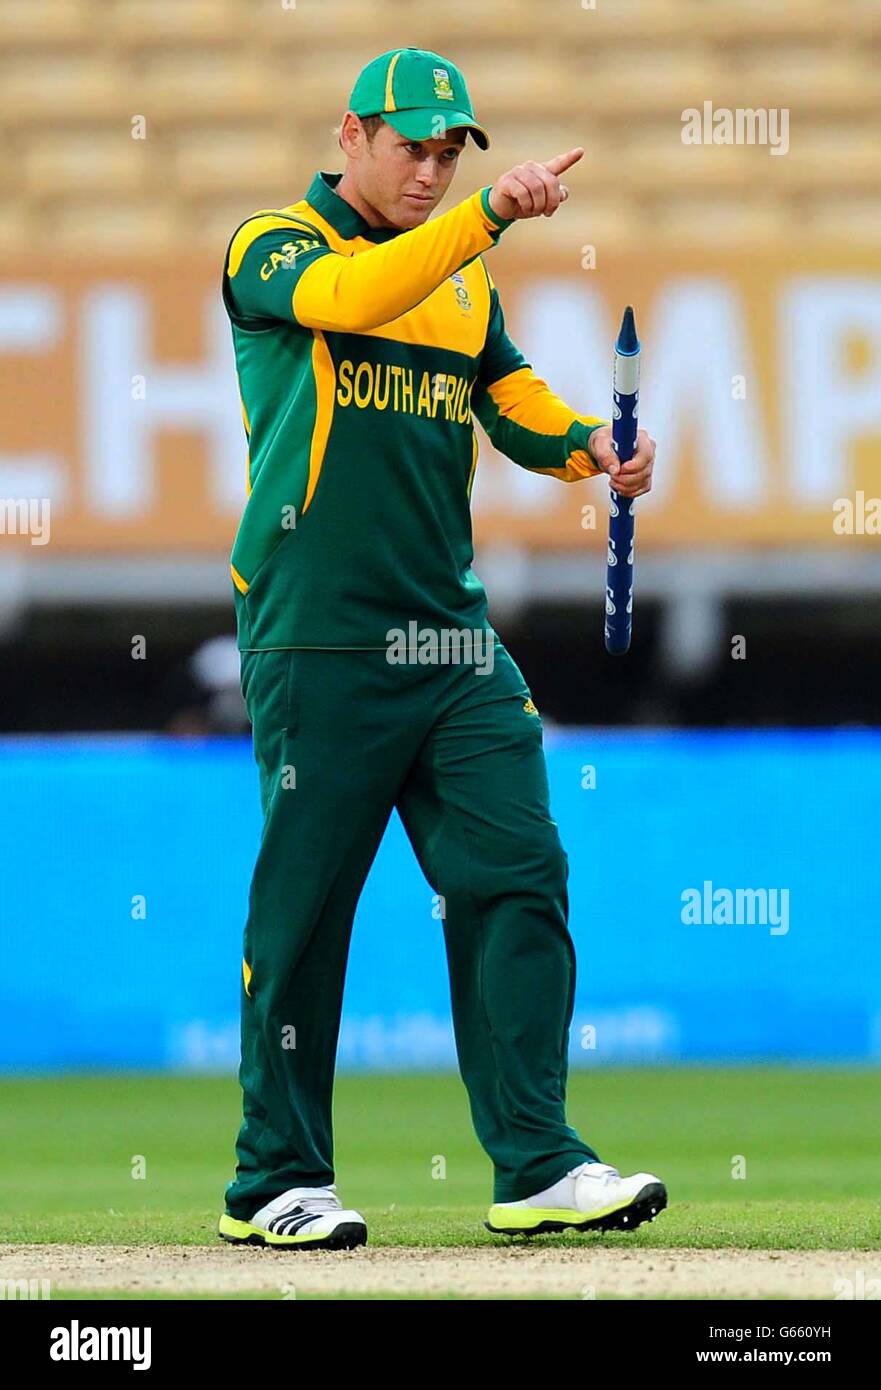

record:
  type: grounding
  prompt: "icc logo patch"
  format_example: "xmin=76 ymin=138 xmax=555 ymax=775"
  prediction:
xmin=433 ymin=68 xmax=454 ymax=101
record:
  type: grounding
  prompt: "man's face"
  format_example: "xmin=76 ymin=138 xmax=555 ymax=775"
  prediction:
xmin=349 ymin=119 xmax=468 ymax=229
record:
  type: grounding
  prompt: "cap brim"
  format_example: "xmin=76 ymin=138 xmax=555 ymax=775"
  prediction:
xmin=382 ymin=108 xmax=490 ymax=150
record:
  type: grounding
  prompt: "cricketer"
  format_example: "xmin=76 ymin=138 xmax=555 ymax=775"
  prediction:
xmin=217 ymin=47 xmax=661 ymax=1248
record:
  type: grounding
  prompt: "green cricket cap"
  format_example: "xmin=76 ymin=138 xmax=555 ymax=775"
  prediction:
xmin=349 ymin=48 xmax=490 ymax=150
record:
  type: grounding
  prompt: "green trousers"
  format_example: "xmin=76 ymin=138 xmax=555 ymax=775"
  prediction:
xmin=224 ymin=639 xmax=600 ymax=1216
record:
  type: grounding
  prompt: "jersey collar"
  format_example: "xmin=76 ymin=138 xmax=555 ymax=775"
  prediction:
xmin=305 ymin=171 xmax=403 ymax=244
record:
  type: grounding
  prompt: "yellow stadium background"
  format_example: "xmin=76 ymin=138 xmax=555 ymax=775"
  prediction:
xmin=1 ymin=0 xmax=879 ymax=560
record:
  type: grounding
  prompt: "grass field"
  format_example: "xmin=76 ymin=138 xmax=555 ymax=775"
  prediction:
xmin=1 ymin=1067 xmax=879 ymax=1299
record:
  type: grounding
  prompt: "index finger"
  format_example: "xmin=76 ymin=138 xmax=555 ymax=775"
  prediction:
xmin=542 ymin=147 xmax=584 ymax=177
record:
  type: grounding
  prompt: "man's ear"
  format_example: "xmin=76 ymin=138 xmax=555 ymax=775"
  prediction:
xmin=339 ymin=111 xmax=363 ymax=160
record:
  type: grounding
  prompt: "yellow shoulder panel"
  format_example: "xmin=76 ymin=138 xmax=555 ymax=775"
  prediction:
xmin=283 ymin=201 xmax=353 ymax=256
xmin=227 ymin=208 xmax=326 ymax=278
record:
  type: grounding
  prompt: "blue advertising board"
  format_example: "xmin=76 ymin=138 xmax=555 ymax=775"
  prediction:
xmin=0 ymin=730 xmax=878 ymax=1071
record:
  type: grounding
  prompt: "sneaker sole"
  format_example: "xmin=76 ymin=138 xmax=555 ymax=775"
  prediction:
xmin=484 ymin=1180 xmax=668 ymax=1236
xmin=218 ymin=1213 xmax=367 ymax=1250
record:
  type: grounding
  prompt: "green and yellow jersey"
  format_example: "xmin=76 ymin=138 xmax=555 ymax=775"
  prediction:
xmin=221 ymin=169 xmax=609 ymax=650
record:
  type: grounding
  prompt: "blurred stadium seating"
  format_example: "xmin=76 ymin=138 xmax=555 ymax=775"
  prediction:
xmin=0 ymin=0 xmax=879 ymax=730
xmin=0 ymin=0 xmax=879 ymax=251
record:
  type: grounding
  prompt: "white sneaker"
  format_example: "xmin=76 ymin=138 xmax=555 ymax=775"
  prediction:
xmin=485 ymin=1161 xmax=667 ymax=1236
xmin=218 ymin=1184 xmax=367 ymax=1249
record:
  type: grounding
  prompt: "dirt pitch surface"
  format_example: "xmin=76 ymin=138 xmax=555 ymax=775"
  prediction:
xmin=3 ymin=1244 xmax=878 ymax=1299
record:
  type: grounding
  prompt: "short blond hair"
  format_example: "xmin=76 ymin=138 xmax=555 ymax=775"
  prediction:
xmin=335 ymin=113 xmax=386 ymax=150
